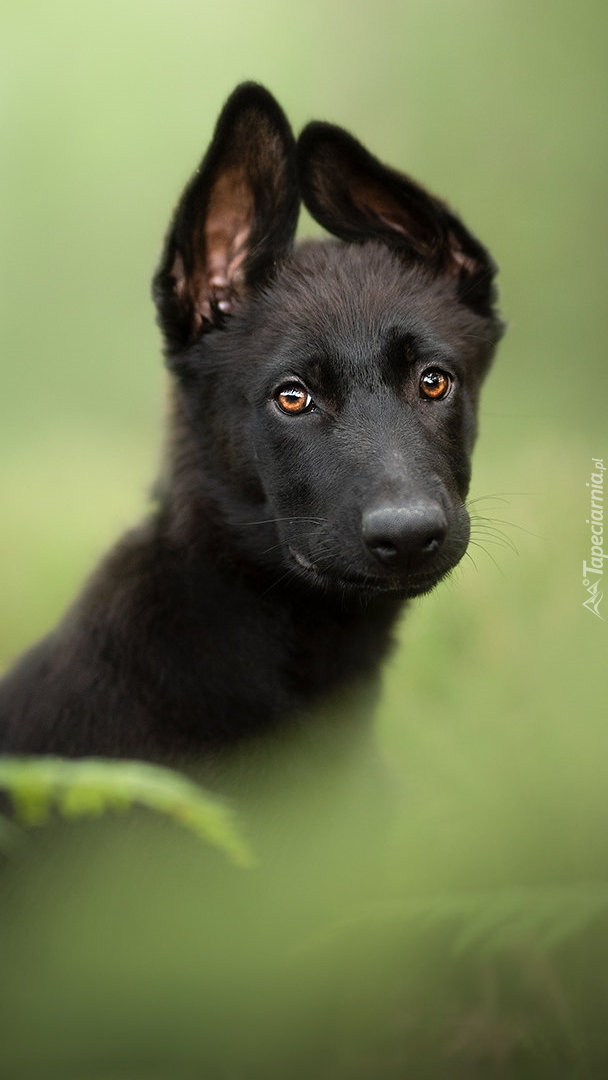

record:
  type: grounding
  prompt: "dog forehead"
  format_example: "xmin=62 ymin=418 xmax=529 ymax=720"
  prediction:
xmin=263 ymin=240 xmax=462 ymax=359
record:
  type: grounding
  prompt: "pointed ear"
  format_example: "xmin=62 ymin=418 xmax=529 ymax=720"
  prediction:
xmin=297 ymin=122 xmax=497 ymax=316
xmin=153 ymin=83 xmax=299 ymax=353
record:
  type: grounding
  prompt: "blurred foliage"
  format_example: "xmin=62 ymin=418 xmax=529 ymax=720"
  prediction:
xmin=1 ymin=802 xmax=608 ymax=1078
xmin=0 ymin=0 xmax=607 ymax=1076
xmin=0 ymin=756 xmax=253 ymax=865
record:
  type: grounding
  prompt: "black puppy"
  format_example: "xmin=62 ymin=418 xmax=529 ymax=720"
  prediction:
xmin=0 ymin=84 xmax=503 ymax=766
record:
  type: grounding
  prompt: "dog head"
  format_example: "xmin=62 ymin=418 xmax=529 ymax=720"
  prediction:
xmin=153 ymin=84 xmax=504 ymax=600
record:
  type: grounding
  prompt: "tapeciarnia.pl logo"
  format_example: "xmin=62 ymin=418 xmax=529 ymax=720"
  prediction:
xmin=582 ymin=457 xmax=605 ymax=620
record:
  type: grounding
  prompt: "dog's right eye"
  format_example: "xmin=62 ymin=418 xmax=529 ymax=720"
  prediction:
xmin=274 ymin=383 xmax=315 ymax=415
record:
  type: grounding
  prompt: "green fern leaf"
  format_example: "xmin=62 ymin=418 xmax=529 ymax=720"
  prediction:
xmin=0 ymin=756 xmax=254 ymax=867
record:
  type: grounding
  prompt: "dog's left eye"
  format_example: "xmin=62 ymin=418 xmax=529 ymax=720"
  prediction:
xmin=274 ymin=383 xmax=315 ymax=415
xmin=419 ymin=369 xmax=453 ymax=400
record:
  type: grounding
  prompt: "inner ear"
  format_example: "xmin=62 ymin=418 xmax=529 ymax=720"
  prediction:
xmin=173 ymin=166 xmax=255 ymax=328
xmin=343 ymin=172 xmax=446 ymax=263
xmin=205 ymin=168 xmax=253 ymax=307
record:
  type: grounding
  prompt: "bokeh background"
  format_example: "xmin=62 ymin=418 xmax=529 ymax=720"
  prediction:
xmin=1 ymin=0 xmax=607 ymax=1075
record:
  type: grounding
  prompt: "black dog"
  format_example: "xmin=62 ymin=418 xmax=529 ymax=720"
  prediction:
xmin=0 ymin=84 xmax=503 ymax=767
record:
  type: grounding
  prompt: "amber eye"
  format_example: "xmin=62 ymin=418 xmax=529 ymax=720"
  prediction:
xmin=419 ymin=369 xmax=453 ymax=400
xmin=275 ymin=383 xmax=314 ymax=414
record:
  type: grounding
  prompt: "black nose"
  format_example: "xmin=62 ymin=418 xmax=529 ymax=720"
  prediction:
xmin=362 ymin=501 xmax=448 ymax=569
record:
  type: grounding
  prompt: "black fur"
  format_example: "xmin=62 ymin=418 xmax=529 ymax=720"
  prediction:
xmin=0 ymin=84 xmax=504 ymax=767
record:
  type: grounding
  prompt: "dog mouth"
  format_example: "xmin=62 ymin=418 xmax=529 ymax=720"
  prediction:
xmin=287 ymin=545 xmax=451 ymax=597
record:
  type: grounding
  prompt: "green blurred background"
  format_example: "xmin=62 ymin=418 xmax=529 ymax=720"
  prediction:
xmin=2 ymin=0 xmax=607 ymax=869
xmin=1 ymin=1 xmax=607 ymax=1074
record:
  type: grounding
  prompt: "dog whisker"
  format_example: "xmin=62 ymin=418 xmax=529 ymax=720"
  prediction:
xmin=475 ymin=516 xmax=544 ymax=542
xmin=469 ymin=523 xmax=519 ymax=555
xmin=466 ymin=492 xmax=528 ymax=508
xmin=466 ymin=538 xmax=507 ymax=577
xmin=239 ymin=516 xmax=329 ymax=527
